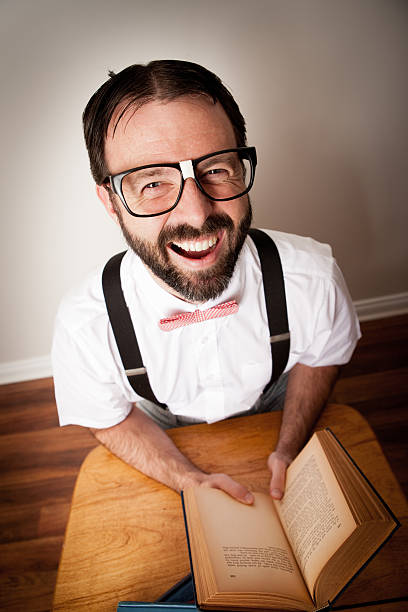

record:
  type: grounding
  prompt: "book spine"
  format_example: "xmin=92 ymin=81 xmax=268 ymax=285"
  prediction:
xmin=180 ymin=491 xmax=199 ymax=607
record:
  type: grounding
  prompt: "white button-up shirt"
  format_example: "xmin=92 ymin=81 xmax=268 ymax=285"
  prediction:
xmin=52 ymin=229 xmax=361 ymax=428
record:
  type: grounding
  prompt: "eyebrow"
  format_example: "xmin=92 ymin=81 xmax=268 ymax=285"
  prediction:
xmin=130 ymin=167 xmax=177 ymax=179
xmin=197 ymin=152 xmax=237 ymax=170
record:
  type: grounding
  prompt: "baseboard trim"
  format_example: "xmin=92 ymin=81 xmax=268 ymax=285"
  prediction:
xmin=0 ymin=355 xmax=52 ymax=385
xmin=353 ymin=291 xmax=408 ymax=321
xmin=1 ymin=292 xmax=407 ymax=385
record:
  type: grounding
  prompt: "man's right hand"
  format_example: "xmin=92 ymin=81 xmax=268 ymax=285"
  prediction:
xmin=196 ymin=473 xmax=254 ymax=505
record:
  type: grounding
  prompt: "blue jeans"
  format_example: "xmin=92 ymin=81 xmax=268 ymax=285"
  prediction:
xmin=137 ymin=372 xmax=288 ymax=430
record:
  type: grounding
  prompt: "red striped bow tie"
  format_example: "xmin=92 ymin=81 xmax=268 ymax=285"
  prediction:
xmin=159 ymin=300 xmax=239 ymax=332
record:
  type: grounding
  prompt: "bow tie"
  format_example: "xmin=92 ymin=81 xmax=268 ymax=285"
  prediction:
xmin=159 ymin=300 xmax=239 ymax=332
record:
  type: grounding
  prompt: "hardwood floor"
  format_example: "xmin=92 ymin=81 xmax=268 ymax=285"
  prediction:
xmin=0 ymin=314 xmax=407 ymax=612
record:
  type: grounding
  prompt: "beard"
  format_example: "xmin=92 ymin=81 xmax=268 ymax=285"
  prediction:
xmin=115 ymin=202 xmax=252 ymax=303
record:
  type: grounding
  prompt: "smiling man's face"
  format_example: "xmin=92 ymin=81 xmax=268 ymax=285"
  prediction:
xmin=97 ymin=95 xmax=252 ymax=303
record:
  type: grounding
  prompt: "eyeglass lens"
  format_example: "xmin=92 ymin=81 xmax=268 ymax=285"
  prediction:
xmin=121 ymin=150 xmax=253 ymax=216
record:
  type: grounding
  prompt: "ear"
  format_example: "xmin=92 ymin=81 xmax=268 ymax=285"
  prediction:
xmin=96 ymin=184 xmax=120 ymax=225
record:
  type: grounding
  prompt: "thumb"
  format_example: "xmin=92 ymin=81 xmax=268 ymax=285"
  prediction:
xmin=268 ymin=452 xmax=290 ymax=500
xmin=202 ymin=473 xmax=254 ymax=505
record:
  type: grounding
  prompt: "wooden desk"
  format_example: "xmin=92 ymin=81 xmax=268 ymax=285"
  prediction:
xmin=53 ymin=405 xmax=407 ymax=611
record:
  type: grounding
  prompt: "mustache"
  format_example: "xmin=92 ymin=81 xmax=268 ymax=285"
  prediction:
xmin=158 ymin=214 xmax=234 ymax=248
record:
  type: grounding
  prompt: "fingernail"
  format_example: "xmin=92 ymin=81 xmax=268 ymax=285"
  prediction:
xmin=271 ymin=488 xmax=283 ymax=499
xmin=244 ymin=492 xmax=254 ymax=504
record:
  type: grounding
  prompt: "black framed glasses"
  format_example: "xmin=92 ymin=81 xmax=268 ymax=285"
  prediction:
xmin=103 ymin=146 xmax=257 ymax=218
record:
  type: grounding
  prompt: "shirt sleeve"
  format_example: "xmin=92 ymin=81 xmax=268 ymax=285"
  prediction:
xmin=287 ymin=260 xmax=361 ymax=369
xmin=52 ymin=311 xmax=134 ymax=429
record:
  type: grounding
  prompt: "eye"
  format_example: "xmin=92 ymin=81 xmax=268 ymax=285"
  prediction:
xmin=201 ymin=167 xmax=230 ymax=182
xmin=140 ymin=179 xmax=175 ymax=200
xmin=207 ymin=168 xmax=225 ymax=175
xmin=144 ymin=181 xmax=162 ymax=190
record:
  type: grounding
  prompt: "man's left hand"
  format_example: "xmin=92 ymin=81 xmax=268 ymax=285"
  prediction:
xmin=267 ymin=363 xmax=339 ymax=500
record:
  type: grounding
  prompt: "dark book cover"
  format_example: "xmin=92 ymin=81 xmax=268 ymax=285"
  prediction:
xmin=117 ymin=567 xmax=196 ymax=610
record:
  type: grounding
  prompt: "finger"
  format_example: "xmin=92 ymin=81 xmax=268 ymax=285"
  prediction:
xmin=203 ymin=473 xmax=254 ymax=505
xmin=269 ymin=458 xmax=287 ymax=500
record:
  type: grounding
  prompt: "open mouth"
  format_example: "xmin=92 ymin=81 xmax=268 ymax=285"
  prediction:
xmin=169 ymin=234 xmax=220 ymax=260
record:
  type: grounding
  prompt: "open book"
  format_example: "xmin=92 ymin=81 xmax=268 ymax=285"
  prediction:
xmin=181 ymin=429 xmax=399 ymax=611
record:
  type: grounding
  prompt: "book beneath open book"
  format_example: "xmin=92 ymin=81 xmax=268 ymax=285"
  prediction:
xmin=182 ymin=429 xmax=399 ymax=611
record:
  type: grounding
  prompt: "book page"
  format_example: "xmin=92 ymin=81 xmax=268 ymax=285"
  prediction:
xmin=274 ymin=434 xmax=356 ymax=594
xmin=190 ymin=487 xmax=312 ymax=604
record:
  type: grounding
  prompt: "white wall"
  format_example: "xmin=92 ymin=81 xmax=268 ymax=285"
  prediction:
xmin=1 ymin=0 xmax=407 ymax=377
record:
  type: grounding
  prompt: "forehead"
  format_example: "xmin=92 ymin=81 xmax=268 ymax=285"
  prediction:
xmin=104 ymin=96 xmax=237 ymax=174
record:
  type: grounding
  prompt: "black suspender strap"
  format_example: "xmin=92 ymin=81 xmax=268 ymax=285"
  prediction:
xmin=248 ymin=228 xmax=290 ymax=390
xmin=102 ymin=251 xmax=167 ymax=408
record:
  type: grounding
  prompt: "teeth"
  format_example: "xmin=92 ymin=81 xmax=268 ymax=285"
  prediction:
xmin=173 ymin=236 xmax=217 ymax=252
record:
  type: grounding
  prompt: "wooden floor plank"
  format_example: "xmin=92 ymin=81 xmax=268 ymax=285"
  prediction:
xmin=332 ymin=367 xmax=408 ymax=403
xmin=0 ymin=401 xmax=59 ymax=435
xmin=0 ymin=536 xmax=63 ymax=572
xmin=0 ymin=536 xmax=63 ymax=610
xmin=339 ymin=314 xmax=408 ymax=376
xmin=0 ymin=570 xmax=58 ymax=612
xmin=0 ymin=426 xmax=97 ymax=465
xmin=0 ymin=378 xmax=55 ymax=411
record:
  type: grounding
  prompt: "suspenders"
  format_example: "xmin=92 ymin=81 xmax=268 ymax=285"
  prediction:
xmin=102 ymin=251 xmax=167 ymax=408
xmin=102 ymin=229 xmax=290 ymax=407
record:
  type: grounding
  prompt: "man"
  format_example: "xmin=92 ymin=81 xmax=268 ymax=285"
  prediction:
xmin=52 ymin=60 xmax=360 ymax=504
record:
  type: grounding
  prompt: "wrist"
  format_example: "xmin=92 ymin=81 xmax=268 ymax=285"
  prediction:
xmin=271 ymin=447 xmax=295 ymax=466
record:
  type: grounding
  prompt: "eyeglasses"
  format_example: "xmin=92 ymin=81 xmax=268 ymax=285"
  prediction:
xmin=103 ymin=146 xmax=257 ymax=218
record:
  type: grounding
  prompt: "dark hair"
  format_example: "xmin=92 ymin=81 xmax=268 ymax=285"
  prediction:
xmin=82 ymin=59 xmax=247 ymax=184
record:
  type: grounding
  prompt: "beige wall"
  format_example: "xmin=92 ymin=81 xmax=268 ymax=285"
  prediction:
xmin=1 ymin=0 xmax=407 ymax=366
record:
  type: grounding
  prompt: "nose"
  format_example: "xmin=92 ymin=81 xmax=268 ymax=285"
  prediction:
xmin=172 ymin=175 xmax=214 ymax=228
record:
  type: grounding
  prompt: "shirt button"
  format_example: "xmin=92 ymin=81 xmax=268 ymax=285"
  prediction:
xmin=201 ymin=336 xmax=208 ymax=345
